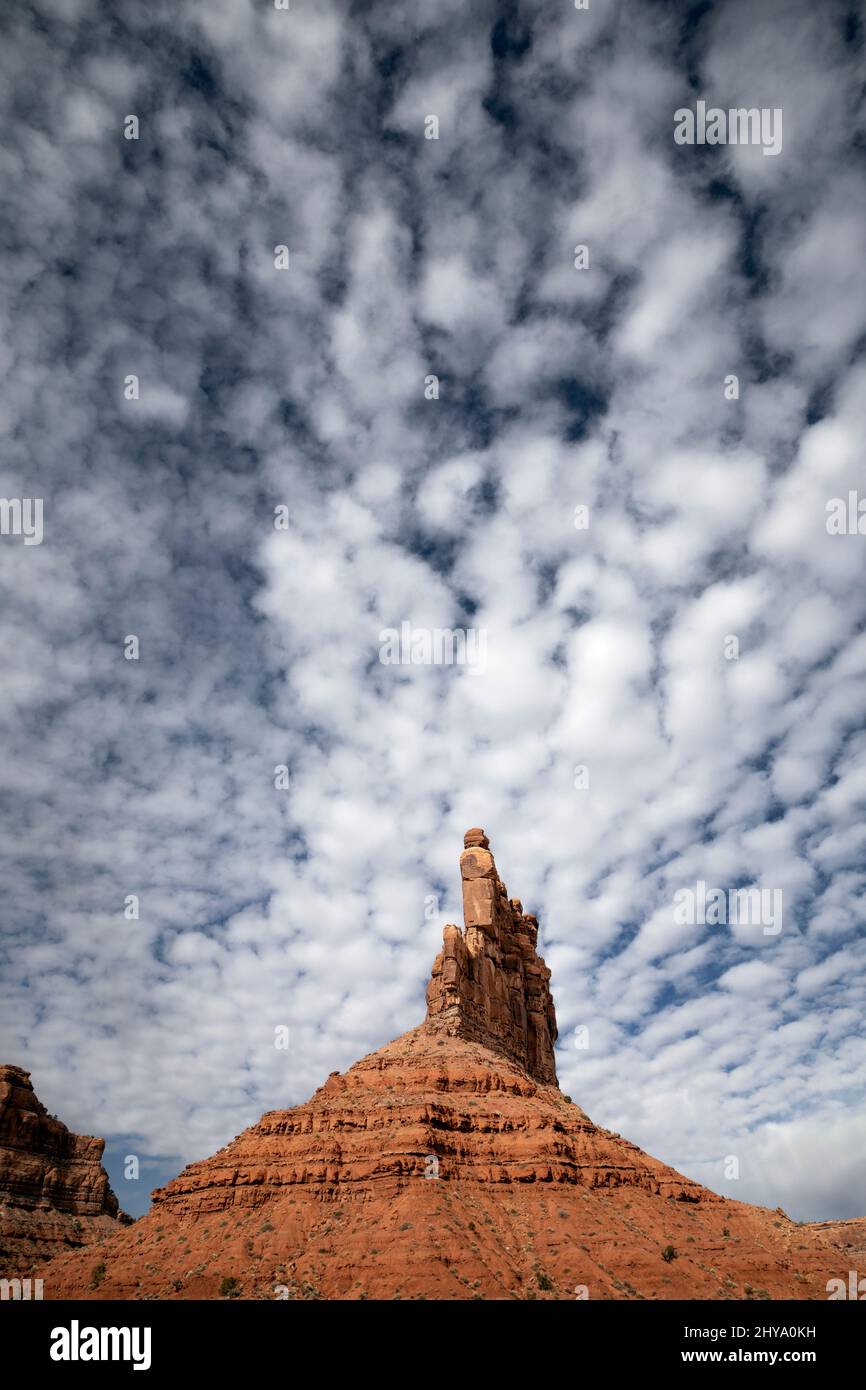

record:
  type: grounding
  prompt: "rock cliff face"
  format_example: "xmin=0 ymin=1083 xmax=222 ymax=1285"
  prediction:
xmin=0 ymin=1064 xmax=126 ymax=1270
xmin=146 ymin=1028 xmax=704 ymax=1214
xmin=425 ymin=828 xmax=558 ymax=1084
xmin=35 ymin=832 xmax=866 ymax=1300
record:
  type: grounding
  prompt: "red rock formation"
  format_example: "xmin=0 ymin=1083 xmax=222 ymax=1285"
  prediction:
xmin=146 ymin=1028 xmax=705 ymax=1214
xmin=36 ymin=831 xmax=866 ymax=1300
xmin=425 ymin=828 xmax=558 ymax=1084
xmin=0 ymin=1064 xmax=127 ymax=1270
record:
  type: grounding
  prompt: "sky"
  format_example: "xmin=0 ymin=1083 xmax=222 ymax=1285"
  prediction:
xmin=0 ymin=0 xmax=864 ymax=1223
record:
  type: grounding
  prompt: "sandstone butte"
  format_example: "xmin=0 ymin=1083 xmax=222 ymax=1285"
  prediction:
xmin=35 ymin=831 xmax=866 ymax=1300
xmin=0 ymin=1064 xmax=128 ymax=1272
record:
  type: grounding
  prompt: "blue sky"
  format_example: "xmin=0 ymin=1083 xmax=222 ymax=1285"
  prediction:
xmin=1 ymin=0 xmax=865 ymax=1222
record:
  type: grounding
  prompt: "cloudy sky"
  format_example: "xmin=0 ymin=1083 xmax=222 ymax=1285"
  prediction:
xmin=1 ymin=0 xmax=864 ymax=1223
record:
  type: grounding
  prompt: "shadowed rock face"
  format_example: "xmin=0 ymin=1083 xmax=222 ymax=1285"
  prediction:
xmin=33 ymin=832 xmax=866 ymax=1301
xmin=0 ymin=1064 xmax=128 ymax=1269
xmin=425 ymin=829 xmax=558 ymax=1084
xmin=0 ymin=1065 xmax=120 ymax=1217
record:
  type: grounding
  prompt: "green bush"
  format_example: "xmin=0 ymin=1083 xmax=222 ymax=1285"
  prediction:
xmin=219 ymin=1276 xmax=240 ymax=1298
xmin=661 ymin=1245 xmax=677 ymax=1263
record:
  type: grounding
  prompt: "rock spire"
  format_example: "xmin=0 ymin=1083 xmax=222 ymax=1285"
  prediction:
xmin=425 ymin=829 xmax=559 ymax=1084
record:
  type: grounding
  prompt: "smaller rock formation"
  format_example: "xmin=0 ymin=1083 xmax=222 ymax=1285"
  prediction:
xmin=425 ymin=829 xmax=558 ymax=1084
xmin=0 ymin=1064 xmax=128 ymax=1270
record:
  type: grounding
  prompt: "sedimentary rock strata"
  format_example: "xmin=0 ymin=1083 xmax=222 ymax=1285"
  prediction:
xmin=0 ymin=1064 xmax=127 ymax=1269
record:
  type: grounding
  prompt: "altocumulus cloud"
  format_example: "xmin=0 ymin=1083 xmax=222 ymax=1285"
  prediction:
xmin=0 ymin=0 xmax=864 ymax=1220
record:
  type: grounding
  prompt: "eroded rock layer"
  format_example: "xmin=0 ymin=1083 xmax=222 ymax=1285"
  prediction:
xmin=37 ymin=1025 xmax=866 ymax=1300
xmin=149 ymin=1029 xmax=705 ymax=1213
xmin=0 ymin=1064 xmax=127 ymax=1270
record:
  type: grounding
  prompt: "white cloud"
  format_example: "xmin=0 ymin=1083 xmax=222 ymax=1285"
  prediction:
xmin=0 ymin=0 xmax=862 ymax=1227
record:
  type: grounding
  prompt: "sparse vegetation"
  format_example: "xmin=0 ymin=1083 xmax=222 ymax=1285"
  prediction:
xmin=219 ymin=1276 xmax=240 ymax=1298
xmin=90 ymin=1263 xmax=106 ymax=1289
xmin=661 ymin=1245 xmax=677 ymax=1263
